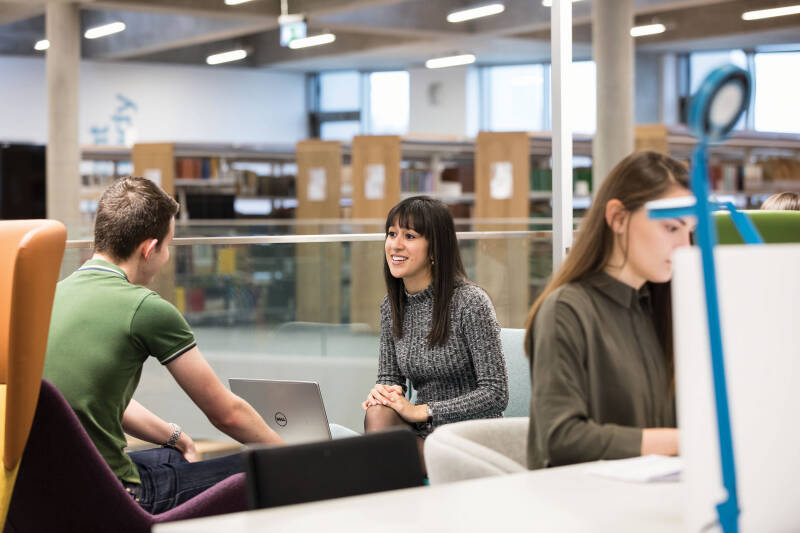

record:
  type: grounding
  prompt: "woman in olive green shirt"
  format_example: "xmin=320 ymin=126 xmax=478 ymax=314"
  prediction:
xmin=525 ymin=151 xmax=696 ymax=469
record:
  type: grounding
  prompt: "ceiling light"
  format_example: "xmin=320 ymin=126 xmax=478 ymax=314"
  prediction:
xmin=447 ymin=3 xmax=505 ymax=23
xmin=34 ymin=39 xmax=49 ymax=51
xmin=742 ymin=5 xmax=800 ymax=20
xmin=84 ymin=22 xmax=126 ymax=39
xmin=206 ymin=49 xmax=248 ymax=65
xmin=542 ymin=0 xmax=583 ymax=7
xmin=630 ymin=23 xmax=666 ymax=37
xmin=288 ymin=33 xmax=336 ymax=49
xmin=425 ymin=53 xmax=476 ymax=69
xmin=225 ymin=0 xmax=255 ymax=4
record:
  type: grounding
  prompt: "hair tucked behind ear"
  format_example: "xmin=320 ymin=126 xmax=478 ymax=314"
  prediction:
xmin=524 ymin=151 xmax=689 ymax=385
xmin=384 ymin=196 xmax=467 ymax=346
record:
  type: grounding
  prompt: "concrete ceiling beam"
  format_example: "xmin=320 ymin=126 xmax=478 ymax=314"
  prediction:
xmin=0 ymin=2 xmax=45 ymax=25
xmin=515 ymin=0 xmax=800 ymax=45
xmin=80 ymin=9 xmax=272 ymax=59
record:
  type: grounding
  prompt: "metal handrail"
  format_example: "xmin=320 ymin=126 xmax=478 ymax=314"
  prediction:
xmin=65 ymin=230 xmax=556 ymax=249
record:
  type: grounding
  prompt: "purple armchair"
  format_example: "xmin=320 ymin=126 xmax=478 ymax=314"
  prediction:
xmin=4 ymin=380 xmax=246 ymax=532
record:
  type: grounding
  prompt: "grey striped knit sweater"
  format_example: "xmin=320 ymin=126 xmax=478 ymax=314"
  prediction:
xmin=376 ymin=283 xmax=509 ymax=432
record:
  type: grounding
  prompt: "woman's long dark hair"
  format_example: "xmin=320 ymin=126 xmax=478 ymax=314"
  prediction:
xmin=524 ymin=151 xmax=690 ymax=385
xmin=384 ymin=196 xmax=467 ymax=346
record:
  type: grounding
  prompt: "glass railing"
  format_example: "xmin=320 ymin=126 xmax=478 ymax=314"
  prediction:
xmin=62 ymin=231 xmax=553 ymax=439
xmin=170 ymin=217 xmax=573 ymax=238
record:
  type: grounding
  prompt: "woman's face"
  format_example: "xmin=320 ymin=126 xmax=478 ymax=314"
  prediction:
xmin=620 ymin=187 xmax=696 ymax=284
xmin=385 ymin=220 xmax=431 ymax=287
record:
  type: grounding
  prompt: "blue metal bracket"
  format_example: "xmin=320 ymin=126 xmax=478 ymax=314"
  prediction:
xmin=649 ymin=144 xmax=740 ymax=533
xmin=649 ymin=201 xmax=764 ymax=246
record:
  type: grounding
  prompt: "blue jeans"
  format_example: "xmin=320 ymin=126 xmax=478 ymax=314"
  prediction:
xmin=125 ymin=447 xmax=244 ymax=514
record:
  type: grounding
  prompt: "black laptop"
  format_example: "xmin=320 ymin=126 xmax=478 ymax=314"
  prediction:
xmin=243 ymin=427 xmax=425 ymax=509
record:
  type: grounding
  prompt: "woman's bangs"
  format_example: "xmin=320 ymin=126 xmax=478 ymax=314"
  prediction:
xmin=386 ymin=200 xmax=429 ymax=237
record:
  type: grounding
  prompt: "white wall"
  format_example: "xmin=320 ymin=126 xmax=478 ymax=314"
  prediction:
xmin=0 ymin=56 xmax=307 ymax=145
xmin=0 ymin=56 xmax=48 ymax=144
xmin=408 ymin=65 xmax=479 ymax=137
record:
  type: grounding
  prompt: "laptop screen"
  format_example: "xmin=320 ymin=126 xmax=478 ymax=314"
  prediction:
xmin=229 ymin=378 xmax=332 ymax=444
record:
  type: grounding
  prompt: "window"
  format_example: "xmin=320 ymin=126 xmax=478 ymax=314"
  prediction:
xmin=312 ymin=70 xmax=410 ymax=140
xmin=689 ymin=50 xmax=747 ymax=93
xmin=569 ymin=61 xmax=596 ymax=135
xmin=486 ymin=64 xmax=547 ymax=132
xmin=320 ymin=121 xmax=362 ymax=142
xmin=310 ymin=71 xmax=363 ymax=141
xmin=486 ymin=61 xmax=595 ymax=134
xmin=754 ymin=52 xmax=800 ymax=134
xmin=369 ymin=71 xmax=409 ymax=135
xmin=319 ymin=71 xmax=361 ymax=112
xmin=689 ymin=50 xmax=748 ymax=130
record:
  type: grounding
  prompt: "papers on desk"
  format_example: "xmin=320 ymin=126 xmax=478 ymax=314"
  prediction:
xmin=586 ymin=455 xmax=683 ymax=483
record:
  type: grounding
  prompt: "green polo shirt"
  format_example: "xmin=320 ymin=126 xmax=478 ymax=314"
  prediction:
xmin=43 ymin=259 xmax=196 ymax=484
xmin=528 ymin=271 xmax=676 ymax=469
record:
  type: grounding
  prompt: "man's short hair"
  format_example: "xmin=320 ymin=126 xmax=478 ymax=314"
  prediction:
xmin=94 ymin=176 xmax=179 ymax=261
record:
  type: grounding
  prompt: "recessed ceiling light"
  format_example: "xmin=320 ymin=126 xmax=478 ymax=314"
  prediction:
xmin=34 ymin=39 xmax=49 ymax=51
xmin=288 ymin=33 xmax=336 ymax=49
xmin=225 ymin=0 xmax=255 ymax=4
xmin=447 ymin=3 xmax=505 ymax=23
xmin=206 ymin=49 xmax=248 ymax=65
xmin=630 ymin=23 xmax=666 ymax=37
xmin=425 ymin=54 xmax=476 ymax=69
xmin=84 ymin=22 xmax=126 ymax=40
xmin=742 ymin=4 xmax=800 ymax=20
xmin=542 ymin=0 xmax=583 ymax=7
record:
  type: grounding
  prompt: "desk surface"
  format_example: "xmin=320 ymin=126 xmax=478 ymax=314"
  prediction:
xmin=154 ymin=462 xmax=686 ymax=533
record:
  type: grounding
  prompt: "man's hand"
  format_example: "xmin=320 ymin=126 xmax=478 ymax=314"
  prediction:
xmin=175 ymin=431 xmax=199 ymax=462
xmin=167 ymin=347 xmax=285 ymax=446
xmin=361 ymin=384 xmax=403 ymax=410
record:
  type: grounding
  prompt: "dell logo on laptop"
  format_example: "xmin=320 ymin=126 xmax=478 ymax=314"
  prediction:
xmin=275 ymin=412 xmax=288 ymax=427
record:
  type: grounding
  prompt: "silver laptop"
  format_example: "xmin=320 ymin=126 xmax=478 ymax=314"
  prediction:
xmin=229 ymin=378 xmax=332 ymax=444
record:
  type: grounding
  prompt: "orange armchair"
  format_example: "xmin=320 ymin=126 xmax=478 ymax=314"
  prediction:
xmin=0 ymin=220 xmax=66 ymax=526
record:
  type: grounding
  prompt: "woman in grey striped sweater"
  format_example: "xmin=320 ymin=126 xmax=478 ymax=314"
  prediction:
xmin=362 ymin=196 xmax=509 ymax=468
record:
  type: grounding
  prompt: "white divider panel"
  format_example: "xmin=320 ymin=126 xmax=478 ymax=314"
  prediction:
xmin=672 ymin=244 xmax=800 ymax=532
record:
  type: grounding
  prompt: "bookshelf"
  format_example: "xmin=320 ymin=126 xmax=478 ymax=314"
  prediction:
xmin=295 ymin=140 xmax=343 ymax=324
xmin=76 ymin=131 xmax=799 ymax=330
xmin=81 ymin=129 xmax=800 ymax=227
xmin=474 ymin=132 xmax=531 ymax=328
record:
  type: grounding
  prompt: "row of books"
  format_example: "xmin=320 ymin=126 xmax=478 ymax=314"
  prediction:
xmin=530 ymin=168 xmax=593 ymax=194
xmin=400 ymin=168 xmax=435 ymax=193
xmin=707 ymin=160 xmax=800 ymax=192
xmin=708 ymin=164 xmax=758 ymax=192
xmin=175 ymin=157 xmax=223 ymax=180
xmin=759 ymin=157 xmax=800 ymax=182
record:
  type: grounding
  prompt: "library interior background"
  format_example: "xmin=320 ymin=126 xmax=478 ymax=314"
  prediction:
xmin=1 ymin=0 xmax=799 ymax=437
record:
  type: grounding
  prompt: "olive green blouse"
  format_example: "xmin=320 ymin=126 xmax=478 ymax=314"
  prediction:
xmin=528 ymin=271 xmax=675 ymax=469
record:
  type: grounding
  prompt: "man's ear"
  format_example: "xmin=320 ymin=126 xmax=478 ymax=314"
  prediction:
xmin=141 ymin=238 xmax=159 ymax=261
xmin=604 ymin=199 xmax=628 ymax=235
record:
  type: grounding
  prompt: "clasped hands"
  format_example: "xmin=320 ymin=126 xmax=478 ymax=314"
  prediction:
xmin=361 ymin=384 xmax=428 ymax=423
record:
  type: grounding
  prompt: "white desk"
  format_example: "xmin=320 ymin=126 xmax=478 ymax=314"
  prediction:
xmin=154 ymin=463 xmax=685 ymax=533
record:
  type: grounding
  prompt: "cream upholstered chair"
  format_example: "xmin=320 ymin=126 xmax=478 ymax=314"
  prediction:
xmin=424 ymin=417 xmax=529 ymax=484
xmin=0 ymin=220 xmax=66 ymax=526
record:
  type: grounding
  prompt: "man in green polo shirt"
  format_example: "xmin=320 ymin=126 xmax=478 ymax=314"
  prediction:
xmin=43 ymin=176 xmax=284 ymax=514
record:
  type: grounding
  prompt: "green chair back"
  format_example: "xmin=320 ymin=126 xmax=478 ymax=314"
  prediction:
xmin=715 ymin=210 xmax=800 ymax=245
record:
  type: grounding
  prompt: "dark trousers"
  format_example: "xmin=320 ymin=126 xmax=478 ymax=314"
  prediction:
xmin=124 ymin=447 xmax=244 ymax=514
